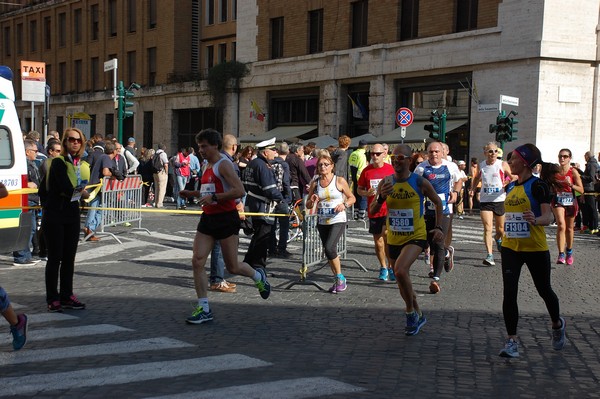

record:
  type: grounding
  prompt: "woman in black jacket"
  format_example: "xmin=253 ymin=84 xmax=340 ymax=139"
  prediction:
xmin=40 ymin=128 xmax=90 ymax=312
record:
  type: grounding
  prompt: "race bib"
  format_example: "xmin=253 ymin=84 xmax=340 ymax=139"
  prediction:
xmin=199 ymin=183 xmax=215 ymax=196
xmin=370 ymin=178 xmax=382 ymax=191
xmin=388 ymin=209 xmax=414 ymax=232
xmin=483 ymin=185 xmax=501 ymax=194
xmin=504 ymin=212 xmax=530 ymax=238
xmin=556 ymin=192 xmax=573 ymax=206
xmin=427 ymin=193 xmax=446 ymax=211
xmin=317 ymin=201 xmax=336 ymax=224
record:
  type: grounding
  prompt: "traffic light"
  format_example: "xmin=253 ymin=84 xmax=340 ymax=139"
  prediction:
xmin=117 ymin=80 xmax=140 ymax=143
xmin=424 ymin=110 xmax=441 ymax=140
xmin=118 ymin=81 xmax=138 ymax=120
xmin=507 ymin=111 xmax=519 ymax=141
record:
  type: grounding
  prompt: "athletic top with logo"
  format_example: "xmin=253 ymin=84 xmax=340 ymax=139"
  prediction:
xmin=200 ymin=156 xmax=237 ymax=215
xmin=385 ymin=173 xmax=427 ymax=246
xmin=553 ymin=167 xmax=576 ymax=207
xmin=357 ymin=162 xmax=395 ymax=218
xmin=503 ymin=176 xmax=551 ymax=252
xmin=479 ymin=159 xmax=507 ymax=203
xmin=414 ymin=159 xmax=460 ymax=215
xmin=316 ymin=176 xmax=347 ymax=225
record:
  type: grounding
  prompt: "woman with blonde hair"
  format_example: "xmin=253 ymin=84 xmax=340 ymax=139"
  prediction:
xmin=40 ymin=128 xmax=90 ymax=312
xmin=305 ymin=152 xmax=355 ymax=293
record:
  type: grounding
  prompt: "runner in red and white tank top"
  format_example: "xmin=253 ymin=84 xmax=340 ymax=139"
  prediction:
xmin=200 ymin=155 xmax=237 ymax=215
xmin=178 ymin=129 xmax=272 ymax=326
xmin=551 ymin=148 xmax=584 ymax=265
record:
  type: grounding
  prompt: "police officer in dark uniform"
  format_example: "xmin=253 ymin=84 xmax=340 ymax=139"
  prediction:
xmin=242 ymin=137 xmax=284 ymax=271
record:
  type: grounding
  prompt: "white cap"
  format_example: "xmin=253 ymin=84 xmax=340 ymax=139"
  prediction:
xmin=256 ymin=137 xmax=276 ymax=150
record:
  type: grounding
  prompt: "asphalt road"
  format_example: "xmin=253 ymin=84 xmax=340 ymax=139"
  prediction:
xmin=1 ymin=208 xmax=599 ymax=398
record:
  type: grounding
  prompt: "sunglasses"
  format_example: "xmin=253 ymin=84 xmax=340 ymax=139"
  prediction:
xmin=67 ymin=137 xmax=83 ymax=144
xmin=488 ymin=149 xmax=498 ymax=154
xmin=317 ymin=163 xmax=331 ymax=167
xmin=49 ymin=148 xmax=61 ymax=152
xmin=371 ymin=152 xmax=384 ymax=156
xmin=558 ymin=154 xmax=570 ymax=159
xmin=390 ymin=155 xmax=408 ymax=162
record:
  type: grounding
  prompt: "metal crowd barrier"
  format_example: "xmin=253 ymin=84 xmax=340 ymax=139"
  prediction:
xmin=285 ymin=212 xmax=367 ymax=291
xmin=92 ymin=175 xmax=150 ymax=244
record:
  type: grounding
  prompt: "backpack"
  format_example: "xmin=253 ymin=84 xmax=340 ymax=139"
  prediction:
xmin=152 ymin=152 xmax=164 ymax=173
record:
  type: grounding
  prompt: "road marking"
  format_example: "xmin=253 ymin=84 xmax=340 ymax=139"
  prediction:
xmin=76 ymin=239 xmax=155 ymax=262
xmin=0 ymin=324 xmax=132 ymax=344
xmin=146 ymin=377 xmax=365 ymax=399
xmin=27 ymin=312 xmax=79 ymax=324
xmin=0 ymin=337 xmax=193 ymax=366
xmin=0 ymin=354 xmax=271 ymax=396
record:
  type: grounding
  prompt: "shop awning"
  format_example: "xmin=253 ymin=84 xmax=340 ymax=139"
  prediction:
xmin=374 ymin=119 xmax=468 ymax=143
xmin=301 ymin=134 xmax=339 ymax=149
xmin=350 ymin=133 xmax=378 ymax=147
xmin=238 ymin=125 xmax=317 ymax=143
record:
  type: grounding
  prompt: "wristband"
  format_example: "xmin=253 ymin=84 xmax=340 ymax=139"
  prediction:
xmin=344 ymin=202 xmax=350 ymax=209
xmin=376 ymin=195 xmax=386 ymax=204
xmin=211 ymin=193 xmax=218 ymax=203
xmin=434 ymin=226 xmax=443 ymax=231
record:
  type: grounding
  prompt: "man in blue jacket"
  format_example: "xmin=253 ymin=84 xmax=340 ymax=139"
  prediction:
xmin=242 ymin=137 xmax=284 ymax=271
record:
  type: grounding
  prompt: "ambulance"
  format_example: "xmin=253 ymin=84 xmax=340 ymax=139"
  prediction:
xmin=0 ymin=66 xmax=33 ymax=253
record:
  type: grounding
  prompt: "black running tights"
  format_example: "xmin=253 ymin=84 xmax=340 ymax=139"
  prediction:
xmin=500 ymin=248 xmax=560 ymax=336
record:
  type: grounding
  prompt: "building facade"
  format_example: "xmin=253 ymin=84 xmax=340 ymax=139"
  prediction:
xmin=1 ymin=0 xmax=600 ymax=164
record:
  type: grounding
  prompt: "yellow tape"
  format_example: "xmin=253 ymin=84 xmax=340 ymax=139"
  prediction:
xmin=8 ymin=182 xmax=103 ymax=196
xmin=0 ymin=205 xmax=289 ymax=217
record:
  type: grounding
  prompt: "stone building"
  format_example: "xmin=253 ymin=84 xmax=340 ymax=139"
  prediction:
xmin=1 ymin=0 xmax=599 ymax=164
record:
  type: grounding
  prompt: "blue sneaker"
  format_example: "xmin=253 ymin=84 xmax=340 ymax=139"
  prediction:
xmin=499 ymin=338 xmax=519 ymax=358
xmin=496 ymin=238 xmax=503 ymax=252
xmin=388 ymin=268 xmax=396 ymax=282
xmin=255 ymin=268 xmax=271 ymax=299
xmin=405 ymin=311 xmax=426 ymax=336
xmin=10 ymin=314 xmax=28 ymax=350
xmin=378 ymin=267 xmax=389 ymax=281
xmin=185 ymin=306 xmax=213 ymax=324
xmin=552 ymin=317 xmax=566 ymax=350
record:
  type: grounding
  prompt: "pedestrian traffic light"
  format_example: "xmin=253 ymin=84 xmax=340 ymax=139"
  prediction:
xmin=424 ymin=110 xmax=441 ymax=140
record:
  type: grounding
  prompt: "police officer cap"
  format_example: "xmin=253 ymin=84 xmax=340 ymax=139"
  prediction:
xmin=256 ymin=137 xmax=276 ymax=150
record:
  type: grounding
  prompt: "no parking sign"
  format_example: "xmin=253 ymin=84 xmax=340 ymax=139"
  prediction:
xmin=395 ymin=107 xmax=413 ymax=139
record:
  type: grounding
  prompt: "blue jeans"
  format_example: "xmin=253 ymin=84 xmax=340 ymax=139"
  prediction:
xmin=210 ymin=241 xmax=225 ymax=284
xmin=85 ymin=195 xmax=102 ymax=232
xmin=13 ymin=201 xmax=37 ymax=263
xmin=175 ymin=175 xmax=188 ymax=207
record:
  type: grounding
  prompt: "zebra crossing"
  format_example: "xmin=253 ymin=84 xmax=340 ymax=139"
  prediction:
xmin=0 ymin=306 xmax=364 ymax=398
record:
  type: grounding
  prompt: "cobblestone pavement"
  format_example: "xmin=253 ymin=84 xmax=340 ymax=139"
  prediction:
xmin=1 ymin=207 xmax=599 ymax=398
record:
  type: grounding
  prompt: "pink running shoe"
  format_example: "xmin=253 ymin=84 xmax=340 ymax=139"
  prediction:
xmin=566 ymin=252 xmax=574 ymax=266
xmin=556 ymin=253 xmax=566 ymax=265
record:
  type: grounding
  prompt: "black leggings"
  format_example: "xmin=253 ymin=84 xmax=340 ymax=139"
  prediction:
xmin=43 ymin=219 xmax=80 ymax=303
xmin=501 ymin=247 xmax=560 ymax=336
xmin=316 ymin=223 xmax=345 ymax=260
xmin=425 ymin=215 xmax=451 ymax=278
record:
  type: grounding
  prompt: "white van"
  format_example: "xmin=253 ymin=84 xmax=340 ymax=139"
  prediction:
xmin=0 ymin=66 xmax=33 ymax=253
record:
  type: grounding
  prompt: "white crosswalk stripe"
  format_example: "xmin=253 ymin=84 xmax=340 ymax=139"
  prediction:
xmin=146 ymin=377 xmax=366 ymax=399
xmin=0 ymin=355 xmax=271 ymax=396
xmin=0 ymin=337 xmax=193 ymax=366
xmin=1 ymin=323 xmax=132 ymax=344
